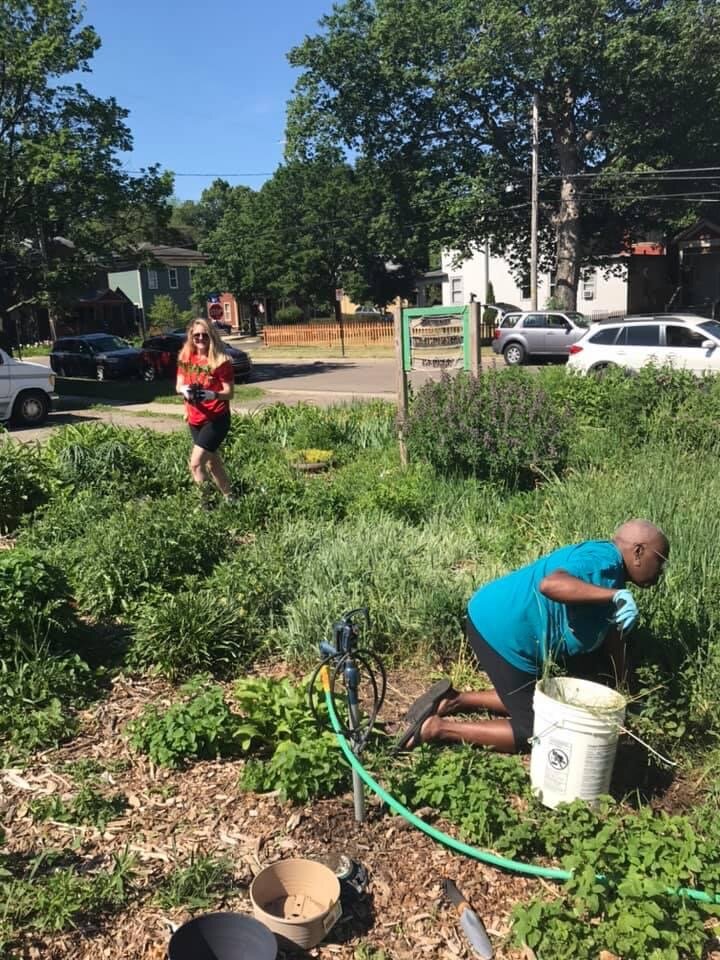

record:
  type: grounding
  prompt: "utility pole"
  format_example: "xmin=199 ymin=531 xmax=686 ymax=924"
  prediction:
xmin=530 ymin=93 xmax=539 ymax=310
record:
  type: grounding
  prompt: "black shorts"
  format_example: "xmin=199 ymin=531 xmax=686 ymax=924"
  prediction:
xmin=466 ymin=618 xmax=537 ymax=752
xmin=188 ymin=413 xmax=230 ymax=453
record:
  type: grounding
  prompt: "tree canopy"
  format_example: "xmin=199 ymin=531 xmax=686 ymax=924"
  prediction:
xmin=287 ymin=0 xmax=720 ymax=309
xmin=0 ymin=0 xmax=173 ymax=332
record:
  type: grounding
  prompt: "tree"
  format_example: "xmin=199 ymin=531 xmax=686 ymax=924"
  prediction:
xmin=287 ymin=0 xmax=720 ymax=309
xmin=146 ymin=295 xmax=192 ymax=332
xmin=0 ymin=0 xmax=173 ymax=336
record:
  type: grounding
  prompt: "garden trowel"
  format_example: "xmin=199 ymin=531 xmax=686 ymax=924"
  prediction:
xmin=442 ymin=878 xmax=494 ymax=959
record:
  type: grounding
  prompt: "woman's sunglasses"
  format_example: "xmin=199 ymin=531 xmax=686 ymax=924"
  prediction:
xmin=192 ymin=332 xmax=209 ymax=341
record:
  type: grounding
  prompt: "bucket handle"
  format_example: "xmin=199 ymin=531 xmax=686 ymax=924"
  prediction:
xmin=528 ymin=719 xmax=563 ymax=746
xmin=617 ymin=725 xmax=678 ymax=767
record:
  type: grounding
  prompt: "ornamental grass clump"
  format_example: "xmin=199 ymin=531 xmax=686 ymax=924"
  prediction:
xmin=407 ymin=370 xmax=571 ymax=488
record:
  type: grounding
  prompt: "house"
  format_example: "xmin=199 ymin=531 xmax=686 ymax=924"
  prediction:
xmin=672 ymin=218 xmax=720 ymax=314
xmin=436 ymin=241 xmax=670 ymax=318
xmin=107 ymin=244 xmax=207 ymax=328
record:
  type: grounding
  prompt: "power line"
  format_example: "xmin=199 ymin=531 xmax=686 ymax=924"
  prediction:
xmin=125 ymin=170 xmax=274 ymax=178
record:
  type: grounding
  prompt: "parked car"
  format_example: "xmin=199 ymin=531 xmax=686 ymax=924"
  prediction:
xmin=50 ymin=333 xmax=143 ymax=381
xmin=0 ymin=348 xmax=56 ymax=426
xmin=211 ymin=319 xmax=233 ymax=334
xmin=491 ymin=310 xmax=590 ymax=365
xmin=567 ymin=313 xmax=720 ymax=375
xmin=141 ymin=333 xmax=253 ymax=382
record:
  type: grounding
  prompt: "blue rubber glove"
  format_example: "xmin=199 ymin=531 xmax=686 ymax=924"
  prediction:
xmin=613 ymin=589 xmax=638 ymax=632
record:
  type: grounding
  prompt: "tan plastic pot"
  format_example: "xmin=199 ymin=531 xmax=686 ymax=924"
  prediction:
xmin=249 ymin=858 xmax=342 ymax=951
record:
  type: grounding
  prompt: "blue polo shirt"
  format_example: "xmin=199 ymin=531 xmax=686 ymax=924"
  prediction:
xmin=467 ymin=540 xmax=626 ymax=674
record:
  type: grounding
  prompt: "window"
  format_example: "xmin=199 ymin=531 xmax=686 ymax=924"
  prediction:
xmin=582 ymin=274 xmax=596 ymax=300
xmin=501 ymin=314 xmax=521 ymax=328
xmin=224 ymin=301 xmax=231 ymax=320
xmin=617 ymin=324 xmax=660 ymax=347
xmin=148 ymin=269 xmax=158 ymax=290
xmin=521 ymin=277 xmax=531 ymax=300
xmin=450 ymin=276 xmax=463 ymax=304
xmin=546 ymin=314 xmax=570 ymax=329
xmin=168 ymin=268 xmax=178 ymax=290
xmin=523 ymin=313 xmax=547 ymax=328
xmin=589 ymin=327 xmax=620 ymax=345
xmin=666 ymin=325 xmax=706 ymax=348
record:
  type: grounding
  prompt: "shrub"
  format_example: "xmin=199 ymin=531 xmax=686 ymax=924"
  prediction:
xmin=0 ymin=642 xmax=96 ymax=757
xmin=407 ymin=370 xmax=570 ymax=487
xmin=0 ymin=440 xmax=55 ymax=533
xmin=274 ymin=304 xmax=304 ymax=323
xmin=64 ymin=494 xmax=236 ymax=618
xmin=128 ymin=589 xmax=249 ymax=680
xmin=127 ymin=677 xmax=241 ymax=767
xmin=44 ymin=423 xmax=191 ymax=498
xmin=0 ymin=549 xmax=79 ymax=654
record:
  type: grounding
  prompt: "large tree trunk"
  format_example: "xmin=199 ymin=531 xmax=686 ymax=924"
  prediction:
xmin=549 ymin=90 xmax=581 ymax=311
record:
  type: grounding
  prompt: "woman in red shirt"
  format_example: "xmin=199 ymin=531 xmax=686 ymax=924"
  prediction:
xmin=176 ymin=318 xmax=235 ymax=504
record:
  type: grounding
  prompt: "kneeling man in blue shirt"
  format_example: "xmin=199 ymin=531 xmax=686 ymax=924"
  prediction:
xmin=396 ymin=519 xmax=669 ymax=754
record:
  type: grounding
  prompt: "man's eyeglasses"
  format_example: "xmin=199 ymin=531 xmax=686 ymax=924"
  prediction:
xmin=192 ymin=333 xmax=209 ymax=341
xmin=651 ymin=548 xmax=669 ymax=568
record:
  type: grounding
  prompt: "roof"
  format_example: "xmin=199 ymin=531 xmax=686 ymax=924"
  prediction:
xmin=136 ymin=244 xmax=208 ymax=266
xmin=674 ymin=217 xmax=720 ymax=243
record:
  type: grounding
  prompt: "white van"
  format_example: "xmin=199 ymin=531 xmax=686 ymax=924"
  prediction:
xmin=0 ymin=348 xmax=56 ymax=426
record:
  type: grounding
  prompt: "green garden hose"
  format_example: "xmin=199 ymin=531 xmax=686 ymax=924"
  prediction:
xmin=321 ymin=676 xmax=720 ymax=905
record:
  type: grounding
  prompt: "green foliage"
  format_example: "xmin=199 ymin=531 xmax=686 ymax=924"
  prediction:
xmin=127 ymin=677 xmax=241 ymax=768
xmin=408 ymin=371 xmax=570 ymax=487
xmin=1 ymin=849 xmax=134 ymax=938
xmin=154 ymin=854 xmax=233 ymax=910
xmin=60 ymin=494 xmax=234 ymax=618
xmin=0 ymin=642 xmax=95 ymax=758
xmin=235 ymin=676 xmax=349 ymax=804
xmin=0 ymin=549 xmax=79 ymax=654
xmin=146 ymin=294 xmax=193 ymax=331
xmin=128 ymin=588 xmax=250 ymax=681
xmin=274 ymin=304 xmax=304 ymax=323
xmin=29 ymin=784 xmax=127 ymax=831
xmin=0 ymin=441 xmax=55 ymax=534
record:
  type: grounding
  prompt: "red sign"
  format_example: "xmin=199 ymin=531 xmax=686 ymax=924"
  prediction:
xmin=208 ymin=302 xmax=224 ymax=321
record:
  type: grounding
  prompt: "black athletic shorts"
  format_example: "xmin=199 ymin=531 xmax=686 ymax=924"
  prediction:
xmin=466 ymin=618 xmax=537 ymax=752
xmin=188 ymin=413 xmax=231 ymax=453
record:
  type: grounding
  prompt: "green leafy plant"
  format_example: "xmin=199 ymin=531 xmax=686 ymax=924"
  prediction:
xmin=29 ymin=784 xmax=127 ymax=831
xmin=235 ymin=676 xmax=350 ymax=803
xmin=0 ymin=549 xmax=79 ymax=654
xmin=408 ymin=370 xmax=571 ymax=487
xmin=0 ymin=441 xmax=55 ymax=534
xmin=154 ymin=854 xmax=234 ymax=909
xmin=127 ymin=677 xmax=241 ymax=768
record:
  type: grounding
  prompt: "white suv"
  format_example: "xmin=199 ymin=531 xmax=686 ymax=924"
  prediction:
xmin=0 ymin=348 xmax=56 ymax=426
xmin=566 ymin=314 xmax=720 ymax=375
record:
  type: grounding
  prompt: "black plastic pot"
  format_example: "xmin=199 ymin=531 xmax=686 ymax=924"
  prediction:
xmin=168 ymin=912 xmax=277 ymax=960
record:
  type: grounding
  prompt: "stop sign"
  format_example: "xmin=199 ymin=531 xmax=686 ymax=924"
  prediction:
xmin=208 ymin=302 xmax=224 ymax=321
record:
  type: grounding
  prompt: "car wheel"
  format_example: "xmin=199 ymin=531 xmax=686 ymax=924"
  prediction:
xmin=589 ymin=362 xmax=617 ymax=377
xmin=11 ymin=390 xmax=49 ymax=427
xmin=96 ymin=365 xmax=105 ymax=381
xmin=142 ymin=364 xmax=156 ymax=382
xmin=503 ymin=342 xmax=526 ymax=366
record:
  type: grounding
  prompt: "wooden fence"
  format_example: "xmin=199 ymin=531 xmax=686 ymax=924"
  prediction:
xmin=262 ymin=319 xmax=394 ymax=347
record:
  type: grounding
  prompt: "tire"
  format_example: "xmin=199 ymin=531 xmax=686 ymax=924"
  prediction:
xmin=142 ymin=364 xmax=156 ymax=382
xmin=503 ymin=342 xmax=526 ymax=366
xmin=11 ymin=390 xmax=50 ymax=427
xmin=96 ymin=365 xmax=105 ymax=381
xmin=589 ymin=362 xmax=617 ymax=377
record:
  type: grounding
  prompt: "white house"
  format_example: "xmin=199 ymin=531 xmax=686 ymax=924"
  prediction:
xmin=439 ymin=245 xmax=629 ymax=317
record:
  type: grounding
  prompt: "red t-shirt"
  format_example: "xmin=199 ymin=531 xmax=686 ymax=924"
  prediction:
xmin=178 ymin=354 xmax=234 ymax=425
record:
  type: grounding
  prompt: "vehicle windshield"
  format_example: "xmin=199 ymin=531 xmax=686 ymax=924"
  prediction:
xmin=698 ymin=321 xmax=720 ymax=341
xmin=91 ymin=336 xmax=128 ymax=352
xmin=566 ymin=312 xmax=589 ymax=327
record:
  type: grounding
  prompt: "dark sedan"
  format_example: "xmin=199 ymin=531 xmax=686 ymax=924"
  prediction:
xmin=50 ymin=334 xmax=143 ymax=380
xmin=141 ymin=333 xmax=253 ymax=382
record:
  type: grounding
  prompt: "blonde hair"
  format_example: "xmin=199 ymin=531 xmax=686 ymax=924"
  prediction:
xmin=178 ymin=317 xmax=228 ymax=372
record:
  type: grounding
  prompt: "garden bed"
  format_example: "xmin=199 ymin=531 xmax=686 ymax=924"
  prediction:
xmin=4 ymin=371 xmax=720 ymax=958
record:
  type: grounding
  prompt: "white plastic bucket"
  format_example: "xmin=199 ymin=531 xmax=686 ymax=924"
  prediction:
xmin=530 ymin=676 xmax=626 ymax=809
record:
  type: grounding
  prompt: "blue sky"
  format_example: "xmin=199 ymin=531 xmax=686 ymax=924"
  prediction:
xmin=78 ymin=0 xmax=334 ymax=201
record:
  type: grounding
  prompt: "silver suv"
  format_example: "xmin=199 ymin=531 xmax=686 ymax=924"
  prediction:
xmin=491 ymin=310 xmax=590 ymax=365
